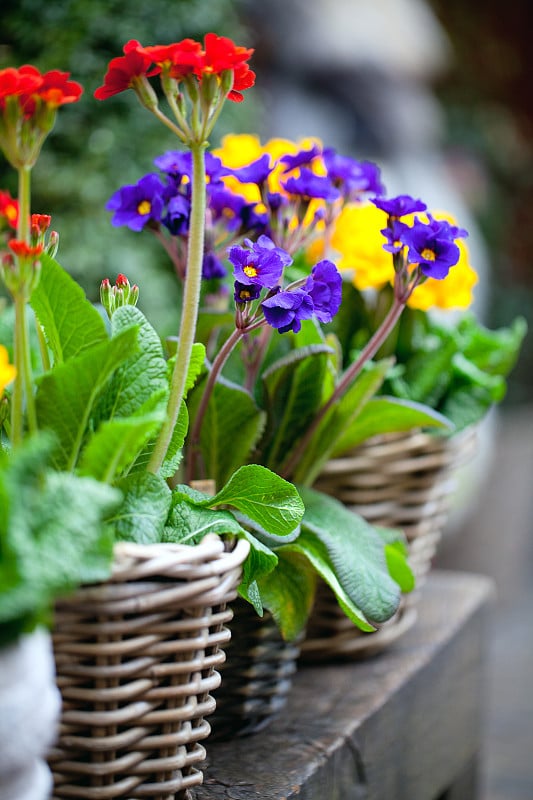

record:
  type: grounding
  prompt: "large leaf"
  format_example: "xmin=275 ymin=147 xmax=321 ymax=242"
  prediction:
xmin=296 ymin=486 xmax=402 ymax=626
xmin=107 ymin=471 xmax=171 ymax=545
xmin=256 ymin=549 xmax=317 ymax=641
xmin=331 ymin=395 xmax=453 ymax=456
xmin=78 ymin=395 xmax=167 ymax=482
xmin=96 ymin=305 xmax=169 ymax=421
xmin=259 ymin=345 xmax=332 ymax=471
xmin=167 ymin=485 xmax=278 ymax=589
xmin=203 ymin=464 xmax=305 ymax=537
xmin=187 ymin=375 xmax=265 ymax=488
xmin=0 ymin=436 xmax=120 ymax=643
xmin=290 ymin=359 xmax=392 ymax=485
xmin=35 ymin=326 xmax=138 ymax=470
xmin=30 ymin=253 xmax=107 ymax=364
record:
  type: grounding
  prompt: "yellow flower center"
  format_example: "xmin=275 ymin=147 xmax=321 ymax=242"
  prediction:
xmin=421 ymin=248 xmax=436 ymax=261
xmin=243 ymin=264 xmax=258 ymax=278
xmin=5 ymin=204 xmax=17 ymax=223
xmin=239 ymin=289 xmax=251 ymax=300
xmin=137 ymin=200 xmax=151 ymax=215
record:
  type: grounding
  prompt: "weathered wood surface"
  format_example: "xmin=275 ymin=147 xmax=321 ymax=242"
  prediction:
xmin=192 ymin=570 xmax=494 ymax=800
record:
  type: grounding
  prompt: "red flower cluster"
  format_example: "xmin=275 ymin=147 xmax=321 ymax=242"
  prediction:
xmin=94 ymin=33 xmax=255 ymax=103
xmin=0 ymin=190 xmax=19 ymax=229
xmin=0 ymin=65 xmax=83 ymax=117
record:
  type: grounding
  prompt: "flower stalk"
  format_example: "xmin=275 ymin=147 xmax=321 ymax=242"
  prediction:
xmin=148 ymin=141 xmax=207 ymax=473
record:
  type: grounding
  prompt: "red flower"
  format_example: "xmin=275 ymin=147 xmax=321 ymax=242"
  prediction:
xmin=0 ymin=191 xmax=19 ymax=229
xmin=8 ymin=239 xmax=44 ymax=258
xmin=229 ymin=61 xmax=256 ymax=102
xmin=0 ymin=66 xmax=42 ymax=109
xmin=201 ymin=33 xmax=254 ymax=73
xmin=0 ymin=65 xmax=82 ymax=117
xmin=94 ymin=40 xmax=160 ymax=100
xmin=197 ymin=33 xmax=255 ymax=102
xmin=139 ymin=39 xmax=203 ymax=80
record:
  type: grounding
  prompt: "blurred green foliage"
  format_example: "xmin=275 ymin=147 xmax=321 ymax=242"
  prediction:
xmin=0 ymin=0 xmax=260 ymax=332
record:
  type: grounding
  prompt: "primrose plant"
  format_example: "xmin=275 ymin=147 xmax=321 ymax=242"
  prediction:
xmin=0 ymin=35 xmax=413 ymax=645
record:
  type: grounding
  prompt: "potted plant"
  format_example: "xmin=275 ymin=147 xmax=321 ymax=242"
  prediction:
xmin=0 ymin=42 xmax=299 ymax=798
xmin=0 ymin=34 xmax=414 ymax=794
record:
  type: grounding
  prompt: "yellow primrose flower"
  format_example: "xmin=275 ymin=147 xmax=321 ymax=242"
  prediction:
xmin=0 ymin=345 xmax=16 ymax=396
xmin=329 ymin=202 xmax=394 ymax=290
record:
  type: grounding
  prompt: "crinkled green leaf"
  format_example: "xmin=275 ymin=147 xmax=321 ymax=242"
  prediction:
xmin=30 ymin=253 xmax=107 ymax=364
xmin=256 ymin=549 xmax=316 ymax=641
xmin=107 ymin=471 xmax=171 ymax=545
xmin=290 ymin=359 xmax=392 ymax=485
xmin=79 ymin=394 xmax=167 ymax=482
xmin=96 ymin=305 xmax=169 ymax=421
xmin=35 ymin=327 xmax=139 ymax=470
xmin=0 ymin=436 xmax=120 ymax=643
xmin=260 ymin=345 xmax=332 ymax=470
xmin=203 ymin=464 xmax=304 ymax=537
xmin=331 ymin=395 xmax=453 ymax=456
xmin=187 ymin=375 xmax=265 ymax=488
xmin=297 ymin=486 xmax=402 ymax=626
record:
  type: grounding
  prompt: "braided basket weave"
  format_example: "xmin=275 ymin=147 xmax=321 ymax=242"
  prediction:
xmin=302 ymin=427 xmax=477 ymax=660
xmin=209 ymin=599 xmax=303 ymax=740
xmin=48 ymin=534 xmax=249 ymax=800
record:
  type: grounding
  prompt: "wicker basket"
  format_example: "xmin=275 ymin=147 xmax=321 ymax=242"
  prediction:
xmin=48 ymin=534 xmax=249 ymax=800
xmin=302 ymin=426 xmax=478 ymax=660
xmin=209 ymin=599 xmax=303 ymax=739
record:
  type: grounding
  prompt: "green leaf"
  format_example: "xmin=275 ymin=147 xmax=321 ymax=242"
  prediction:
xmin=30 ymin=253 xmax=107 ymax=364
xmin=78 ymin=395 xmax=167 ymax=482
xmin=256 ymin=549 xmax=317 ymax=641
xmin=290 ymin=359 xmax=392 ymax=485
xmin=35 ymin=326 xmax=139 ymax=470
xmin=106 ymin=471 xmax=171 ymax=545
xmin=97 ymin=305 xmax=169 ymax=421
xmin=164 ymin=495 xmax=246 ymax=545
xmin=187 ymin=375 xmax=265 ymax=488
xmin=0 ymin=437 xmax=121 ymax=642
xmin=296 ymin=486 xmax=402 ymax=626
xmin=331 ymin=395 xmax=453 ymax=456
xmin=259 ymin=345 xmax=332 ymax=470
xmin=384 ymin=542 xmax=416 ymax=594
xmin=203 ymin=464 xmax=305 ymax=537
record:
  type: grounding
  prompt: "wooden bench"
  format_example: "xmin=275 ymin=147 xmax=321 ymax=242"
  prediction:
xmin=192 ymin=570 xmax=494 ymax=800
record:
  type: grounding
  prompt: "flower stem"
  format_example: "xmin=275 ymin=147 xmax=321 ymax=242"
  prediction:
xmin=280 ymin=293 xmax=407 ymax=481
xmin=148 ymin=142 xmax=207 ymax=474
xmin=185 ymin=325 xmax=244 ymax=482
xmin=11 ymin=166 xmax=37 ymax=444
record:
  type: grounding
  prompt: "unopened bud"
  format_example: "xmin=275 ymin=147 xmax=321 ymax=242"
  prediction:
xmin=45 ymin=230 xmax=59 ymax=258
xmin=100 ymin=274 xmax=140 ymax=318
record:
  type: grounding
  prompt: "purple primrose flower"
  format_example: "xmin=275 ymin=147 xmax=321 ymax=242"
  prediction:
xmin=371 ymin=194 xmax=427 ymax=218
xmin=279 ymin=144 xmax=321 ymax=172
xmin=228 ymin=235 xmax=292 ymax=288
xmin=404 ymin=221 xmax=460 ymax=279
xmin=282 ymin=168 xmax=341 ymax=202
xmin=202 ymin=251 xmax=227 ymax=280
xmin=304 ymin=260 xmax=342 ymax=323
xmin=323 ymin=149 xmax=385 ymax=197
xmin=380 ymin=220 xmax=410 ymax=254
xmin=106 ymin=174 xmax=165 ymax=231
xmin=234 ymin=280 xmax=262 ymax=304
xmin=231 ymin=153 xmax=272 ymax=185
xmin=163 ymin=194 xmax=190 ymax=235
xmin=262 ymin=288 xmax=315 ymax=334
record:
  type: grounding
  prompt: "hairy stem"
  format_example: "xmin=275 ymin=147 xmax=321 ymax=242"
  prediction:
xmin=148 ymin=142 xmax=206 ymax=473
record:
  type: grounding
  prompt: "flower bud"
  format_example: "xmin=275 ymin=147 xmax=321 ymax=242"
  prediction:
xmin=100 ymin=274 xmax=139 ymax=318
xmin=46 ymin=230 xmax=59 ymax=258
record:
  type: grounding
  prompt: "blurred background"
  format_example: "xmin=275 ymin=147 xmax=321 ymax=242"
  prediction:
xmin=1 ymin=1 xmax=532 ymax=797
